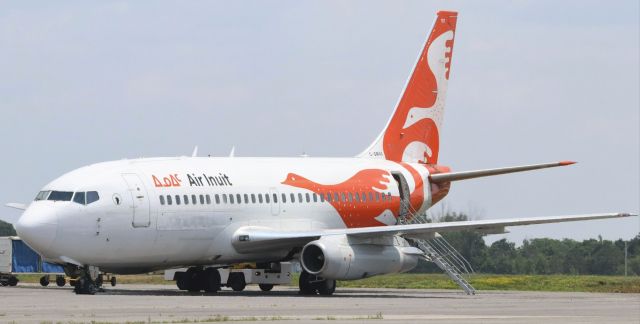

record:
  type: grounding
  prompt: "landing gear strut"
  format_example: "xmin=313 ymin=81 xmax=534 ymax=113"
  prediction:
xmin=298 ymin=270 xmax=336 ymax=296
xmin=176 ymin=267 xmax=221 ymax=293
xmin=74 ymin=266 xmax=101 ymax=295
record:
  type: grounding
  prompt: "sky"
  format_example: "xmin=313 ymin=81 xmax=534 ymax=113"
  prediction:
xmin=0 ymin=1 xmax=638 ymax=245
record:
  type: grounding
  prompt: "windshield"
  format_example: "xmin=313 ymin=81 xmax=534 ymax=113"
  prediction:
xmin=47 ymin=191 xmax=74 ymax=201
xmin=34 ymin=191 xmax=51 ymax=201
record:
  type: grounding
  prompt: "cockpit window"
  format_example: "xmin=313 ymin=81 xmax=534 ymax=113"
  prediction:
xmin=86 ymin=191 xmax=99 ymax=204
xmin=47 ymin=191 xmax=73 ymax=201
xmin=73 ymin=192 xmax=86 ymax=205
xmin=71 ymin=191 xmax=99 ymax=205
xmin=34 ymin=191 xmax=51 ymax=201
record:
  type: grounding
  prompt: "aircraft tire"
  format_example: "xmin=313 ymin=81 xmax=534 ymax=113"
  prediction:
xmin=185 ymin=268 xmax=202 ymax=292
xmin=56 ymin=276 xmax=66 ymax=287
xmin=8 ymin=276 xmax=18 ymax=286
xmin=110 ymin=276 xmax=117 ymax=287
xmin=202 ymin=268 xmax=220 ymax=293
xmin=258 ymin=284 xmax=274 ymax=292
xmin=73 ymin=277 xmax=96 ymax=295
xmin=40 ymin=276 xmax=50 ymax=287
xmin=298 ymin=271 xmax=316 ymax=295
xmin=317 ymin=279 xmax=336 ymax=296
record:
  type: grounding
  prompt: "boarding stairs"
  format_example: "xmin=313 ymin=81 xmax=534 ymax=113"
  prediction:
xmin=397 ymin=204 xmax=476 ymax=295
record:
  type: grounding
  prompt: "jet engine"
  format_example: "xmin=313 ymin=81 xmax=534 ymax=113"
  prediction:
xmin=300 ymin=235 xmax=421 ymax=280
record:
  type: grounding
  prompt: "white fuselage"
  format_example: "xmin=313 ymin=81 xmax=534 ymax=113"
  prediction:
xmin=16 ymin=157 xmax=434 ymax=273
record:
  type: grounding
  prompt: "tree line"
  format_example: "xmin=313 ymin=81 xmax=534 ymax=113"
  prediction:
xmin=412 ymin=212 xmax=640 ymax=276
xmin=0 ymin=220 xmax=16 ymax=236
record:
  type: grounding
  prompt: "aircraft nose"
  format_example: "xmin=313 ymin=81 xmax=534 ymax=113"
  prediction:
xmin=15 ymin=205 xmax=58 ymax=256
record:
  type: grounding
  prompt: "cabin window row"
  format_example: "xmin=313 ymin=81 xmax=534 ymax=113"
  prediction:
xmin=158 ymin=191 xmax=393 ymax=206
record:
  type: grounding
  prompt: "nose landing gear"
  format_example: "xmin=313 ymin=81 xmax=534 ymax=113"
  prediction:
xmin=73 ymin=265 xmax=101 ymax=295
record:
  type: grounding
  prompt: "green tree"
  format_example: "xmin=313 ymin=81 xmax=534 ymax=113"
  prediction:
xmin=0 ymin=220 xmax=16 ymax=236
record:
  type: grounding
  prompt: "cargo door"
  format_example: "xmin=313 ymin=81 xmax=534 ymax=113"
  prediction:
xmin=121 ymin=173 xmax=151 ymax=228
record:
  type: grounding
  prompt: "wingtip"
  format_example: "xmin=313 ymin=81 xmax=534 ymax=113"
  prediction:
xmin=559 ymin=161 xmax=577 ymax=166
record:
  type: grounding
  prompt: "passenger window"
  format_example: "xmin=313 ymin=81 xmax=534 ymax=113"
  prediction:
xmin=281 ymin=193 xmax=287 ymax=203
xmin=206 ymin=195 xmax=211 ymax=204
xmin=258 ymin=194 xmax=263 ymax=203
xmin=86 ymin=191 xmax=99 ymax=204
xmin=222 ymin=194 xmax=228 ymax=204
xmin=369 ymin=192 xmax=374 ymax=202
xmin=192 ymin=195 xmax=197 ymax=205
xmin=175 ymin=195 xmax=181 ymax=205
xmin=361 ymin=192 xmax=366 ymax=202
xmin=355 ymin=193 xmax=360 ymax=202
xmin=341 ymin=193 xmax=346 ymax=202
xmin=334 ymin=193 xmax=339 ymax=202
xmin=376 ymin=192 xmax=381 ymax=201
xmin=73 ymin=192 xmax=86 ymax=205
xmin=159 ymin=195 xmax=165 ymax=205
xmin=387 ymin=192 xmax=392 ymax=200
xmin=290 ymin=193 xmax=295 ymax=203
xmin=273 ymin=193 xmax=278 ymax=203
xmin=298 ymin=193 xmax=303 ymax=203
xmin=348 ymin=192 xmax=354 ymax=203
xmin=184 ymin=195 xmax=189 ymax=205
xmin=215 ymin=194 xmax=221 ymax=204
xmin=305 ymin=193 xmax=310 ymax=203
xmin=229 ymin=194 xmax=235 ymax=204
xmin=251 ymin=194 xmax=256 ymax=203
xmin=236 ymin=194 xmax=242 ymax=204
xmin=200 ymin=195 xmax=205 ymax=204
xmin=319 ymin=193 xmax=325 ymax=202
xmin=167 ymin=195 xmax=173 ymax=205
xmin=265 ymin=194 xmax=270 ymax=203
xmin=326 ymin=192 xmax=332 ymax=202
xmin=313 ymin=193 xmax=317 ymax=202
xmin=244 ymin=194 xmax=249 ymax=204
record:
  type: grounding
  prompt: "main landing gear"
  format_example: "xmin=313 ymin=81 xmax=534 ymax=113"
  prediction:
xmin=176 ymin=267 xmax=221 ymax=293
xmin=298 ymin=270 xmax=336 ymax=296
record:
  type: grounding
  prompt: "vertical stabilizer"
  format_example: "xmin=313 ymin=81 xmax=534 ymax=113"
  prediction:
xmin=359 ymin=11 xmax=458 ymax=164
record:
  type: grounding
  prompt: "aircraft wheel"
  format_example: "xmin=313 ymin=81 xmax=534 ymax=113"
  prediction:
xmin=202 ymin=268 xmax=221 ymax=293
xmin=0 ymin=281 xmax=7 ymax=286
xmin=185 ymin=268 xmax=202 ymax=292
xmin=228 ymin=273 xmax=246 ymax=291
xmin=8 ymin=276 xmax=18 ymax=286
xmin=110 ymin=276 xmax=117 ymax=287
xmin=298 ymin=271 xmax=316 ymax=295
xmin=40 ymin=275 xmax=50 ymax=287
xmin=258 ymin=284 xmax=274 ymax=292
xmin=176 ymin=272 xmax=188 ymax=290
xmin=56 ymin=276 xmax=66 ymax=287
xmin=317 ymin=279 xmax=336 ymax=296
xmin=73 ymin=276 xmax=96 ymax=295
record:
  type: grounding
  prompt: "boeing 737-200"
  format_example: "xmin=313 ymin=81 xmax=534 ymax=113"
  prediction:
xmin=6 ymin=11 xmax=635 ymax=295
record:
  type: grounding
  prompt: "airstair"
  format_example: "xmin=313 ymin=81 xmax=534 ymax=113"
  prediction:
xmin=398 ymin=204 xmax=476 ymax=295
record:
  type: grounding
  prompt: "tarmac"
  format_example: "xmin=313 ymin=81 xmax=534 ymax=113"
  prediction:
xmin=0 ymin=284 xmax=639 ymax=323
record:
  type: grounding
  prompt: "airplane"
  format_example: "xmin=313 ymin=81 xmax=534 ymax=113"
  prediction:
xmin=6 ymin=10 xmax=635 ymax=295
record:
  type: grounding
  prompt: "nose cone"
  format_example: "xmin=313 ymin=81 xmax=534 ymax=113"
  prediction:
xmin=15 ymin=204 xmax=58 ymax=256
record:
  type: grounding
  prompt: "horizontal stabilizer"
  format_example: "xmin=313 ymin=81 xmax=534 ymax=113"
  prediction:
xmin=429 ymin=161 xmax=576 ymax=183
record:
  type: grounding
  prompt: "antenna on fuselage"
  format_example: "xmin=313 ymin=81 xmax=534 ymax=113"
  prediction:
xmin=229 ymin=146 xmax=235 ymax=158
xmin=191 ymin=145 xmax=199 ymax=157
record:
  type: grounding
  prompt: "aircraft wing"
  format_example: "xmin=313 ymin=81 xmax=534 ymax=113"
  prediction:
xmin=231 ymin=212 xmax=635 ymax=253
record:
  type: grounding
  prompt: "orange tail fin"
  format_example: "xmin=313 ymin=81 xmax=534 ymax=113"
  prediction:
xmin=359 ymin=11 xmax=458 ymax=164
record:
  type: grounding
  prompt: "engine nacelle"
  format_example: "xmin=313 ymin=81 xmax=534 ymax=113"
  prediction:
xmin=300 ymin=236 xmax=421 ymax=280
